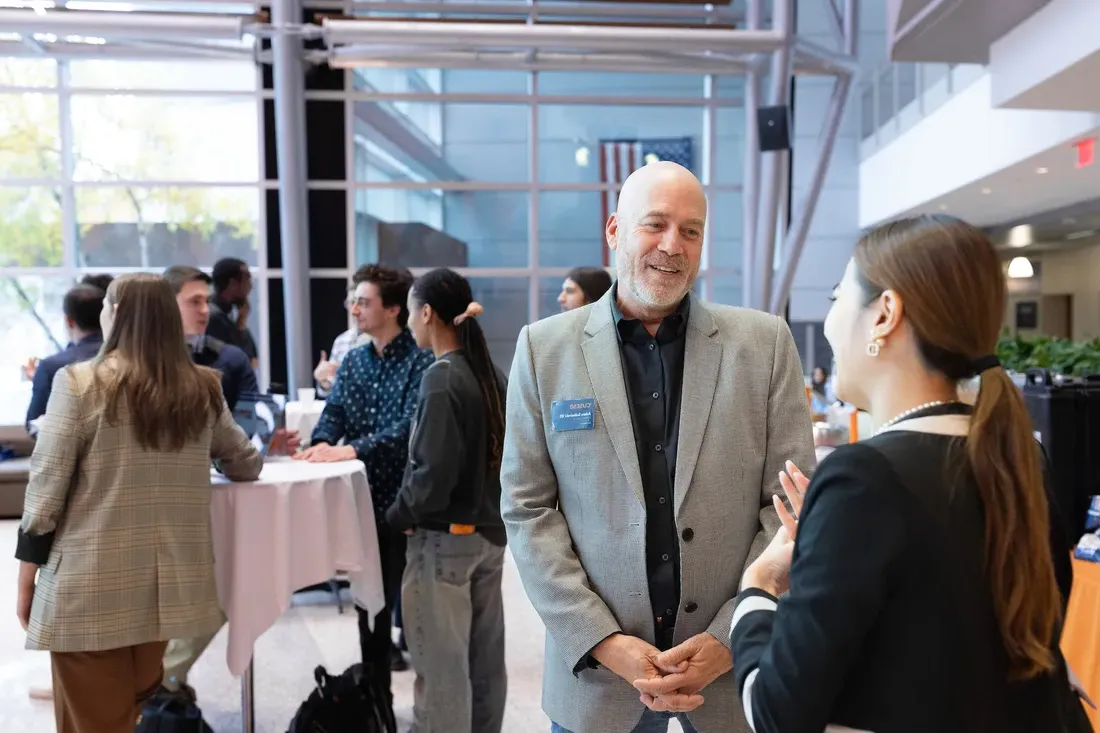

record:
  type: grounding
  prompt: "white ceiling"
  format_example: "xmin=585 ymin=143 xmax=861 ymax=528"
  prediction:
xmin=911 ymin=128 xmax=1100 ymax=228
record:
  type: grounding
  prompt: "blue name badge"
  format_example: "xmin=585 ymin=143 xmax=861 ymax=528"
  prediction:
xmin=551 ymin=398 xmax=596 ymax=432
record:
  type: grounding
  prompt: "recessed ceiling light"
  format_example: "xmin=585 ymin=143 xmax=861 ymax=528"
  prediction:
xmin=981 ymin=187 xmax=992 ymax=194
xmin=1037 ymin=167 xmax=1049 ymax=174
xmin=939 ymin=204 xmax=948 ymax=210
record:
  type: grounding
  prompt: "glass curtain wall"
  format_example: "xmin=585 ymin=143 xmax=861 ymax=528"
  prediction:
xmin=1 ymin=10 xmax=750 ymax=390
xmin=347 ymin=67 xmax=746 ymax=370
xmin=0 ymin=54 xmax=264 ymax=416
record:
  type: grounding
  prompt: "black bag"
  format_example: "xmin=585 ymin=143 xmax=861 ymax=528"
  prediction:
xmin=286 ymin=663 xmax=396 ymax=733
xmin=135 ymin=689 xmax=215 ymax=733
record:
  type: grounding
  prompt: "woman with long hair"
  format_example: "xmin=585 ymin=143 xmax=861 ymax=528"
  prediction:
xmin=637 ymin=215 xmax=1085 ymax=732
xmin=15 ymin=273 xmax=263 ymax=733
xmin=386 ymin=267 xmax=508 ymax=733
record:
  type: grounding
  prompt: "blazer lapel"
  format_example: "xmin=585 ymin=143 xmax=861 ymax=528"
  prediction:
xmin=674 ymin=298 xmax=722 ymax=515
xmin=582 ymin=297 xmax=646 ymax=507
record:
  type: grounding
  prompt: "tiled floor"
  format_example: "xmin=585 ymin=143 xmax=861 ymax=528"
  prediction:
xmin=0 ymin=519 xmax=689 ymax=733
xmin=0 ymin=519 xmax=552 ymax=733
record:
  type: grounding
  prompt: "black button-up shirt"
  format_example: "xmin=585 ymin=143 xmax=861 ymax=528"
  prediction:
xmin=311 ymin=330 xmax=435 ymax=524
xmin=612 ymin=287 xmax=689 ymax=650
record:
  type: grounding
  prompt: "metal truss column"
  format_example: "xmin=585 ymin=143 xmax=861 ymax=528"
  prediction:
xmin=769 ymin=0 xmax=860 ymax=314
xmin=272 ymin=0 xmax=312 ymax=390
xmin=741 ymin=0 xmax=762 ymax=308
xmin=753 ymin=0 xmax=794 ymax=312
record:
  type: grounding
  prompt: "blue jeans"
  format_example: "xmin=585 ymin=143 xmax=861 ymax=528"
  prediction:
xmin=551 ymin=709 xmax=699 ymax=733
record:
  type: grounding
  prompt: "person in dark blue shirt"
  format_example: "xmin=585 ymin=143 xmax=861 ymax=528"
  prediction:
xmin=163 ymin=266 xmax=257 ymax=411
xmin=25 ymin=283 xmax=106 ymax=433
xmin=299 ymin=264 xmax=434 ymax=702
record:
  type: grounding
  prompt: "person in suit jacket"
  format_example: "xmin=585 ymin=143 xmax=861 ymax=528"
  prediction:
xmin=24 ymin=283 xmax=107 ymax=434
xmin=722 ymin=215 xmax=1085 ymax=733
xmin=164 ymin=265 xmax=258 ymax=411
xmin=14 ymin=273 xmax=263 ymax=733
xmin=501 ymin=161 xmax=815 ymax=733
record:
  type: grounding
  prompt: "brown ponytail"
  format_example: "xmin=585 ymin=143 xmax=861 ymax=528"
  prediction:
xmin=855 ymin=215 xmax=1060 ymax=680
xmin=968 ymin=367 xmax=1059 ymax=678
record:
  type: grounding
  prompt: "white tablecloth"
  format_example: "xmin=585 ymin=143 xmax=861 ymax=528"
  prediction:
xmin=285 ymin=400 xmax=325 ymax=442
xmin=210 ymin=457 xmax=385 ymax=676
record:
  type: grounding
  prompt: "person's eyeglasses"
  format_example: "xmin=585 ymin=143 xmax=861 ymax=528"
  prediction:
xmin=345 ymin=297 xmax=368 ymax=310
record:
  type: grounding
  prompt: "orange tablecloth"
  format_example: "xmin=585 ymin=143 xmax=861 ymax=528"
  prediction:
xmin=1062 ymin=556 xmax=1100 ymax=730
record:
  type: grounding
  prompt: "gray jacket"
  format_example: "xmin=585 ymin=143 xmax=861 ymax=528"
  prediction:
xmin=501 ymin=290 xmax=815 ymax=733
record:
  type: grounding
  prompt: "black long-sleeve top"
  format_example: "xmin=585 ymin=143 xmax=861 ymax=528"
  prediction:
xmin=731 ymin=431 xmax=1074 ymax=733
xmin=385 ymin=351 xmax=507 ymax=546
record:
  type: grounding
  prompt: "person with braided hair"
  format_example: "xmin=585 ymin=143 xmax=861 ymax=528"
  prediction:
xmin=386 ymin=267 xmax=508 ymax=733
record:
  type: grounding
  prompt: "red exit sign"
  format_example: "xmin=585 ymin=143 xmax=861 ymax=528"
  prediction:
xmin=1076 ymin=137 xmax=1095 ymax=168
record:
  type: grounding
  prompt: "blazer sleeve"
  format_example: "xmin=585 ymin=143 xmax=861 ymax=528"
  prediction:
xmin=500 ymin=326 xmax=623 ymax=675
xmin=16 ymin=367 xmax=91 ymax=565
xmin=729 ymin=446 xmax=907 ymax=733
xmin=211 ymin=400 xmax=264 ymax=482
xmin=707 ymin=315 xmax=817 ymax=646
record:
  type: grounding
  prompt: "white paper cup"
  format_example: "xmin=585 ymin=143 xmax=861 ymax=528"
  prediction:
xmin=297 ymin=388 xmax=316 ymax=403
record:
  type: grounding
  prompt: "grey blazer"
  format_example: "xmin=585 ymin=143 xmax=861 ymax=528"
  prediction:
xmin=501 ymin=291 xmax=815 ymax=733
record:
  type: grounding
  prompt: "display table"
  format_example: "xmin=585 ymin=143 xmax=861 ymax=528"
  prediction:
xmin=211 ymin=457 xmax=384 ymax=733
xmin=285 ymin=399 xmax=326 ymax=442
xmin=1062 ymin=556 xmax=1100 ymax=730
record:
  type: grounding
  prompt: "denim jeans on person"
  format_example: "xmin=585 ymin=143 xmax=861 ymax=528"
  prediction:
xmin=402 ymin=529 xmax=507 ymax=733
xmin=551 ymin=709 xmax=700 ymax=733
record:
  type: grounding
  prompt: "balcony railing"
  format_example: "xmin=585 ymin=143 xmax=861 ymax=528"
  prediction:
xmin=859 ymin=62 xmax=986 ymax=159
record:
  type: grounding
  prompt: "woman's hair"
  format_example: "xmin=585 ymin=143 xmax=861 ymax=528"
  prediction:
xmin=854 ymin=214 xmax=1059 ymax=680
xmin=811 ymin=365 xmax=829 ymax=395
xmin=95 ymin=273 xmax=225 ymax=451
xmin=566 ymin=267 xmax=613 ymax=304
xmin=412 ymin=268 xmax=506 ymax=469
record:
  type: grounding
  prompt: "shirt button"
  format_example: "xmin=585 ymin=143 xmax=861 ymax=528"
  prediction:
xmin=651 ymin=391 xmax=659 ymax=399
xmin=685 ymin=602 xmax=698 ymax=613
xmin=648 ymin=343 xmax=656 ymax=351
xmin=661 ymin=553 xmax=669 ymax=562
xmin=681 ymin=528 xmax=694 ymax=542
xmin=371 ymin=408 xmax=376 ymax=413
xmin=654 ymin=444 xmax=663 ymax=452
xmin=665 ymin=607 xmax=674 ymax=617
xmin=658 ymin=496 xmax=666 ymax=505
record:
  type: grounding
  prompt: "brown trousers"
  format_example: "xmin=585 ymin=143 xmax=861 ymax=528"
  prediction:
xmin=51 ymin=640 xmax=168 ymax=733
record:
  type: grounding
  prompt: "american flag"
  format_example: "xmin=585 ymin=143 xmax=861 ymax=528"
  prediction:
xmin=598 ymin=137 xmax=694 ymax=266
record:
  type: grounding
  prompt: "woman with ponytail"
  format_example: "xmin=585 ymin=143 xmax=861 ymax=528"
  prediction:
xmin=711 ymin=216 xmax=1086 ymax=733
xmin=385 ymin=267 xmax=508 ymax=733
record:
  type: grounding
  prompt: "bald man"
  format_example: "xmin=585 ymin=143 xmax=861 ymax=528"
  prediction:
xmin=501 ymin=162 xmax=815 ymax=733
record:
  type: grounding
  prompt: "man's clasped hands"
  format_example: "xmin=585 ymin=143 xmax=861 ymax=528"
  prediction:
xmin=599 ymin=460 xmax=810 ymax=714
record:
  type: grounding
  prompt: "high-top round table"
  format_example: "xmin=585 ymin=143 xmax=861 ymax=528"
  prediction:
xmin=210 ymin=457 xmax=385 ymax=733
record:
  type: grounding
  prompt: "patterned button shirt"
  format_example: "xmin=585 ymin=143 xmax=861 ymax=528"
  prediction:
xmin=311 ymin=329 xmax=435 ymax=523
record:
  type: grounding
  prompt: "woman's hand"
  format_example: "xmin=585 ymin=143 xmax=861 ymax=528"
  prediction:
xmin=742 ymin=461 xmax=811 ymax=596
xmin=16 ymin=562 xmax=37 ymax=631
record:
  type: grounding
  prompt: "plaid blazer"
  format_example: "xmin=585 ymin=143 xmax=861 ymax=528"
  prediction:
xmin=20 ymin=360 xmax=263 ymax=653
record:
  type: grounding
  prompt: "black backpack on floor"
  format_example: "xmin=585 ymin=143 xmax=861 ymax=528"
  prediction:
xmin=135 ymin=689 xmax=215 ymax=733
xmin=287 ymin=663 xmax=396 ymax=733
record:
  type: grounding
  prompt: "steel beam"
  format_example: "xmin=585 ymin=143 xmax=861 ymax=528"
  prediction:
xmin=825 ymin=0 xmax=844 ymax=46
xmin=753 ymin=0 xmax=794 ymax=312
xmin=347 ymin=0 xmax=741 ymax=21
xmin=741 ymin=0 xmax=762 ymax=308
xmin=794 ymin=37 xmax=860 ymax=76
xmin=0 ymin=8 xmax=247 ymax=40
xmin=768 ymin=74 xmax=853 ymax=314
xmin=322 ymin=18 xmax=786 ymax=54
xmin=330 ymin=47 xmax=752 ymax=75
xmin=272 ymin=0 xmax=313 ymax=392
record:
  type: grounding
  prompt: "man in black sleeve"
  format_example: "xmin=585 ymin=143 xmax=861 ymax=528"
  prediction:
xmin=299 ymin=264 xmax=434 ymax=702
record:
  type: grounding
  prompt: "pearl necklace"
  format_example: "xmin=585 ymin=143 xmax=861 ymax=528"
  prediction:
xmin=875 ymin=400 xmax=960 ymax=435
